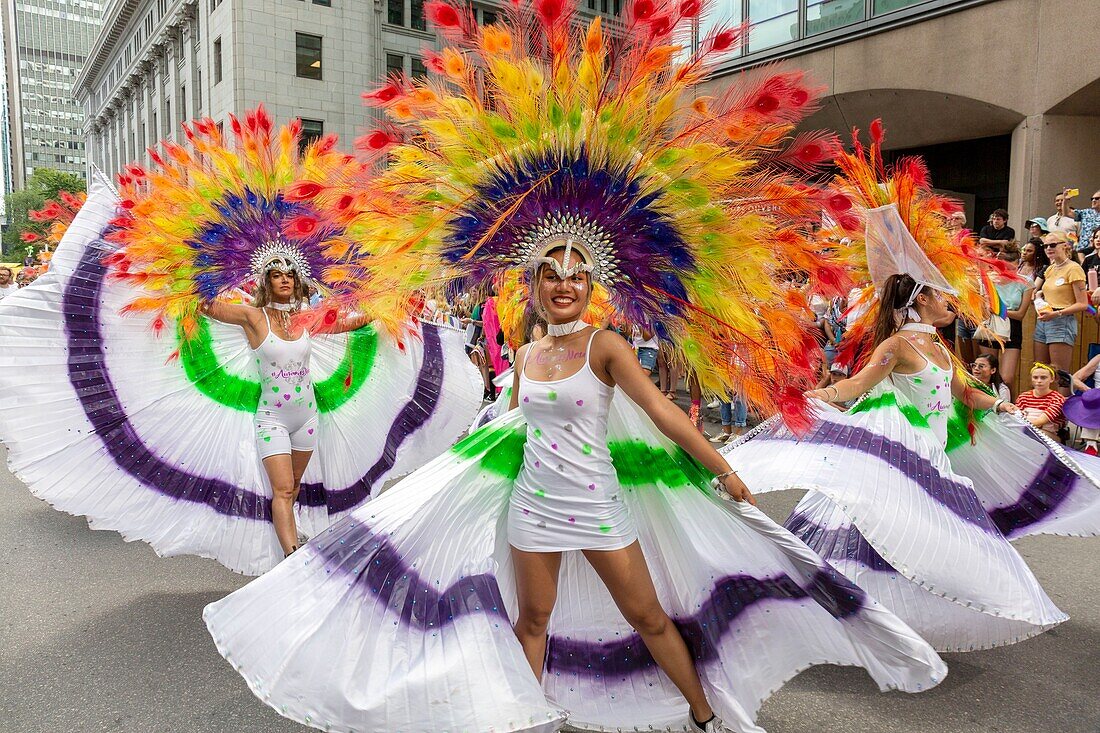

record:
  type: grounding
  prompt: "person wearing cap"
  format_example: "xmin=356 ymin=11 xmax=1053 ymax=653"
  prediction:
xmin=1025 ymin=216 xmax=1051 ymax=239
xmin=1033 ymin=231 xmax=1089 ymax=392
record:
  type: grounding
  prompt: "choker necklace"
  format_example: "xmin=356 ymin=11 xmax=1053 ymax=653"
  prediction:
xmin=269 ymin=301 xmax=295 ymax=312
xmin=899 ymin=322 xmax=938 ymax=334
xmin=547 ymin=319 xmax=586 ymax=337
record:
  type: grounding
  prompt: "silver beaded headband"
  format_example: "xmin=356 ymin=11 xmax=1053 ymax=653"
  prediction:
xmin=519 ymin=212 xmax=619 ymax=283
xmin=249 ymin=240 xmax=312 ymax=282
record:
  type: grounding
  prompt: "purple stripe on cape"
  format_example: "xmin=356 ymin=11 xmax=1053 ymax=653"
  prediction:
xmin=784 ymin=510 xmax=894 ymax=572
xmin=545 ymin=568 xmax=864 ymax=677
xmin=63 ymin=237 xmax=440 ymax=521
xmin=310 ymin=516 xmax=866 ymax=678
xmin=760 ymin=420 xmax=999 ymax=534
xmin=988 ymin=452 xmax=1079 ymax=537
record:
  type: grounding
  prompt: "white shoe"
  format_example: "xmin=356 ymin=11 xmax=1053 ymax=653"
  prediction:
xmin=688 ymin=714 xmax=734 ymax=733
xmin=706 ymin=399 xmax=721 ymax=409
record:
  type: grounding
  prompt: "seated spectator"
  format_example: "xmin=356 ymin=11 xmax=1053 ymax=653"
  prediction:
xmin=1033 ymin=232 xmax=1088 ymax=393
xmin=1024 ymin=217 xmax=1051 ymax=239
xmin=971 ymin=354 xmax=1011 ymax=401
xmin=946 ymin=210 xmax=966 ymax=236
xmin=1062 ymin=385 xmax=1100 ymax=455
xmin=1050 ymin=190 xmax=1081 ymax=239
xmin=1016 ymin=363 xmax=1067 ymax=440
xmin=978 ymin=208 xmax=1015 ymax=246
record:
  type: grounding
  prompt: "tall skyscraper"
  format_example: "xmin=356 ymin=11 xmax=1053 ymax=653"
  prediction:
xmin=2 ymin=0 xmax=105 ymax=191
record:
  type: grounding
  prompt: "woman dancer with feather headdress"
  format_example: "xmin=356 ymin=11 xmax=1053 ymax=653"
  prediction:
xmin=723 ymin=123 xmax=1100 ymax=652
xmin=204 ymin=4 xmax=948 ymax=732
xmin=0 ymin=107 xmax=482 ymax=575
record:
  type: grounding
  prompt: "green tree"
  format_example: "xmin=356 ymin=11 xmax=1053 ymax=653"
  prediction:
xmin=3 ymin=169 xmax=86 ymax=257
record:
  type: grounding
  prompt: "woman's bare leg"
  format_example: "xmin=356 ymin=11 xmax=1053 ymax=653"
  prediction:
xmin=583 ymin=542 xmax=713 ymax=722
xmin=1049 ymin=342 xmax=1074 ymax=395
xmin=1000 ymin=348 xmax=1020 ymax=393
xmin=511 ymin=547 xmax=563 ymax=680
xmin=263 ymin=452 xmax=307 ymax=555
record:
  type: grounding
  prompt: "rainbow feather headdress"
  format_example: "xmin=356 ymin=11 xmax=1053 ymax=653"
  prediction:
xmin=828 ymin=120 xmax=1017 ymax=366
xmin=104 ymin=106 xmax=391 ymax=338
xmin=346 ymin=0 xmax=853 ymax=427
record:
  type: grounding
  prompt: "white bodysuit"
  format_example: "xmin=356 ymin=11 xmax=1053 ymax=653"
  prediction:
xmin=890 ymin=338 xmax=954 ymax=446
xmin=252 ymin=309 xmax=318 ymax=459
xmin=508 ymin=330 xmax=638 ymax=551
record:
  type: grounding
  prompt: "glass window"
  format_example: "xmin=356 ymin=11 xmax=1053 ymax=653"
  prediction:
xmin=411 ymin=0 xmax=426 ymax=30
xmin=388 ymin=0 xmax=404 ymax=25
xmin=299 ymin=119 xmax=324 ymax=154
xmin=295 ymin=33 xmax=323 ymax=80
xmin=699 ymin=0 xmax=743 ymax=47
xmin=180 ymin=84 xmax=187 ymax=121
xmin=213 ymin=37 xmax=222 ymax=83
xmin=873 ymin=0 xmax=927 ymax=14
xmin=313 ymin=0 xmax=332 ymax=5
xmin=411 ymin=56 xmax=427 ymax=79
xmin=386 ymin=53 xmax=405 ymax=77
xmin=481 ymin=9 xmax=497 ymax=25
xmin=747 ymin=0 xmax=799 ymax=52
xmin=806 ymin=0 xmax=864 ymax=35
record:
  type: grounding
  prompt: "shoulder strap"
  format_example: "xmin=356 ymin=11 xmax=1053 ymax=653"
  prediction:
xmin=583 ymin=327 xmax=600 ymax=367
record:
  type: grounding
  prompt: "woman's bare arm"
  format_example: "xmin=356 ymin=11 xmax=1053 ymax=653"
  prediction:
xmin=806 ymin=336 xmax=908 ymax=403
xmin=598 ymin=331 xmax=755 ymax=504
xmin=203 ymin=300 xmax=258 ymax=328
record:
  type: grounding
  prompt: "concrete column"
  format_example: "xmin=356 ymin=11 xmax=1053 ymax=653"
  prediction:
xmin=1008 ymin=113 xmax=1100 ymax=234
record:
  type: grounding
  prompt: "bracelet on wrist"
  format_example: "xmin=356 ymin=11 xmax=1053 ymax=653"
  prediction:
xmin=992 ymin=398 xmax=1004 ymax=413
xmin=711 ymin=469 xmax=738 ymax=489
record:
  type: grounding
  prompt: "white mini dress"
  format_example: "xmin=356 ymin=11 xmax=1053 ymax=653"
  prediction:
xmin=507 ymin=329 xmax=638 ymax=551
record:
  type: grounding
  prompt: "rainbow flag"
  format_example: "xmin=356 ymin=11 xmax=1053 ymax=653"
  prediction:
xmin=981 ymin=269 xmax=1007 ymax=318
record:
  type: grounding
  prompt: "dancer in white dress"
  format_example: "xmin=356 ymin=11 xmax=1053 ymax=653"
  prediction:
xmin=723 ymin=134 xmax=1100 ymax=650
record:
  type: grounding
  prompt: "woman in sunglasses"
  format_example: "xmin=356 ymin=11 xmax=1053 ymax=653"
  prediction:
xmin=1033 ymin=231 xmax=1088 ymax=393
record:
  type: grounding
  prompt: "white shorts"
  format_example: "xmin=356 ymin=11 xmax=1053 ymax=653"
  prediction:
xmin=255 ymin=410 xmax=319 ymax=459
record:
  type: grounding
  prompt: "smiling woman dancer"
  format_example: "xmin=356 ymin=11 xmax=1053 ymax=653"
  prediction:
xmin=204 ymin=248 xmax=368 ymax=556
xmin=203 ymin=3 xmax=949 ymax=731
xmin=0 ymin=110 xmax=481 ymax=575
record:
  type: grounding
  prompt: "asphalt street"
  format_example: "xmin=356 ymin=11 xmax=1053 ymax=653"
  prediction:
xmin=2 ymin=441 xmax=1098 ymax=733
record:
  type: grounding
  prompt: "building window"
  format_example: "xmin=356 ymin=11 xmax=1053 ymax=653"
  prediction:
xmin=411 ymin=0 xmax=426 ymax=30
xmin=295 ymin=33 xmax=323 ymax=79
xmin=210 ymin=0 xmax=220 ymax=9
xmin=747 ymin=0 xmax=799 ymax=52
xmin=806 ymin=0 xmax=863 ymax=36
xmin=213 ymin=38 xmax=223 ymax=83
xmin=180 ymin=84 xmax=187 ymax=121
xmin=386 ymin=53 xmax=404 ymax=77
xmin=387 ymin=0 xmax=404 ymax=25
xmin=481 ymin=8 xmax=497 ymax=25
xmin=299 ymin=119 xmax=324 ymax=153
xmin=873 ymin=0 xmax=925 ymax=13
xmin=411 ymin=56 xmax=427 ymax=79
xmin=313 ymin=0 xmax=332 ymax=5
xmin=163 ymin=99 xmax=171 ymax=136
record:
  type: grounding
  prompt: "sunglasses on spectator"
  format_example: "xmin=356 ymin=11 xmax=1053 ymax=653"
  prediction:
xmin=1043 ymin=243 xmax=1060 ymax=249
xmin=1092 ymin=196 xmax=1100 ymax=201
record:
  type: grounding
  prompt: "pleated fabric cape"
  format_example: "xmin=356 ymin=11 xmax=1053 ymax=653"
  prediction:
xmin=205 ymin=391 xmax=947 ymax=733
xmin=723 ymin=384 xmax=1100 ymax=651
xmin=0 ymin=169 xmax=483 ymax=575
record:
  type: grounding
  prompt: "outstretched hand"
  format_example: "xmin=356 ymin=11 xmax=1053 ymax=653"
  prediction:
xmin=722 ymin=473 xmax=757 ymax=506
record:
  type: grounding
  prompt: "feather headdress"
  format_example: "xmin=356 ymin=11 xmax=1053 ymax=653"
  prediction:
xmin=333 ymin=0 xmax=852 ymax=428
xmin=104 ymin=106 xmax=398 ymax=338
xmin=27 ymin=190 xmax=87 ymax=250
xmin=828 ymin=120 xmax=1018 ymax=367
